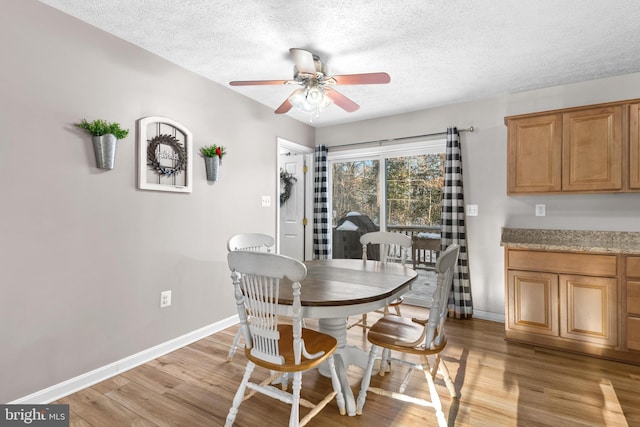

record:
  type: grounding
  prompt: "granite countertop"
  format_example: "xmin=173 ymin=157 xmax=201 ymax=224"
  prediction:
xmin=500 ymin=228 xmax=640 ymax=254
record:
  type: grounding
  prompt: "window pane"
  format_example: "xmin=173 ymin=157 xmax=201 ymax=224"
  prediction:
xmin=331 ymin=160 xmax=380 ymax=227
xmin=385 ymin=153 xmax=444 ymax=227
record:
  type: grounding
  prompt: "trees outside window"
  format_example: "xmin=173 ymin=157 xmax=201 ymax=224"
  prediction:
xmin=386 ymin=153 xmax=444 ymax=227
xmin=329 ymin=140 xmax=445 ymax=230
xmin=332 ymin=159 xmax=380 ymax=226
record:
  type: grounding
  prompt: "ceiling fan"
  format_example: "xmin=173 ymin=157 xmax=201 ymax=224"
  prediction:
xmin=229 ymin=48 xmax=390 ymax=118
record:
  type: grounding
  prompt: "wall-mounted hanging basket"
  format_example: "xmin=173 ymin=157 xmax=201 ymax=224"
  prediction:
xmin=200 ymin=144 xmax=226 ymax=182
xmin=204 ymin=156 xmax=220 ymax=182
xmin=75 ymin=118 xmax=128 ymax=170
xmin=92 ymin=134 xmax=118 ymax=170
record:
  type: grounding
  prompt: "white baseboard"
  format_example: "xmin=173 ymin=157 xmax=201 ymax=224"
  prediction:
xmin=473 ymin=310 xmax=505 ymax=323
xmin=10 ymin=315 xmax=239 ymax=404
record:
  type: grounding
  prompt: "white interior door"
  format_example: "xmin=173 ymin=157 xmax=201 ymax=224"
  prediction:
xmin=279 ymin=152 xmax=306 ymax=260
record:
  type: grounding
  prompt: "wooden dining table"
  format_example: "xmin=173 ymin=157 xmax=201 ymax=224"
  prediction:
xmin=278 ymin=258 xmax=418 ymax=416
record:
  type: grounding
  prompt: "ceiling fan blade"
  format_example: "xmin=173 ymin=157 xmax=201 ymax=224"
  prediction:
xmin=324 ymin=87 xmax=360 ymax=112
xmin=229 ymin=80 xmax=290 ymax=86
xmin=330 ymin=72 xmax=391 ymax=85
xmin=275 ymin=98 xmax=293 ymax=114
xmin=289 ymin=48 xmax=316 ymax=74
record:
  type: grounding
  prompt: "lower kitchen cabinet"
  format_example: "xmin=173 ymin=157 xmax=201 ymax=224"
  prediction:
xmin=629 ymin=317 xmax=640 ymax=351
xmin=505 ymin=248 xmax=639 ymax=365
xmin=507 ymin=270 xmax=558 ymax=336
xmin=625 ymin=257 xmax=640 ymax=352
xmin=507 ymin=269 xmax=617 ymax=346
xmin=559 ymin=274 xmax=617 ymax=346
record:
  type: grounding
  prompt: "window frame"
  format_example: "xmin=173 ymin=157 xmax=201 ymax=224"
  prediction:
xmin=327 ymin=138 xmax=446 ymax=231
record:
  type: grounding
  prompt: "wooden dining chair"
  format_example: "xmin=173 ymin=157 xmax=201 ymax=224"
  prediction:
xmin=356 ymin=244 xmax=460 ymax=427
xmin=225 ymin=251 xmax=346 ymax=427
xmin=227 ymin=232 xmax=275 ymax=252
xmin=347 ymin=231 xmax=413 ymax=331
xmin=226 ymin=233 xmax=275 ymax=361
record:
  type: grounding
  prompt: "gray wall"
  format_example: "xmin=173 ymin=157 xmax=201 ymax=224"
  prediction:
xmin=5 ymin=0 xmax=640 ymax=405
xmin=0 ymin=1 xmax=314 ymax=403
xmin=317 ymin=73 xmax=640 ymax=321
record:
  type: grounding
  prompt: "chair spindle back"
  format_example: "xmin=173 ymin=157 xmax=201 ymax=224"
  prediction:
xmin=425 ymin=244 xmax=460 ymax=349
xmin=360 ymin=231 xmax=412 ymax=265
xmin=228 ymin=251 xmax=307 ymax=365
xmin=227 ymin=233 xmax=275 ymax=252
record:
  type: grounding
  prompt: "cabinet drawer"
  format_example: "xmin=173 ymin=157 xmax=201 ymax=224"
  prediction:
xmin=628 ymin=281 xmax=640 ymax=315
xmin=508 ymin=250 xmax=617 ymax=276
xmin=628 ymin=317 xmax=640 ymax=351
xmin=626 ymin=256 xmax=640 ymax=277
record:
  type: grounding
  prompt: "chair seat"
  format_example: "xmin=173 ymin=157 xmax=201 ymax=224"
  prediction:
xmin=368 ymin=314 xmax=446 ymax=355
xmin=245 ymin=325 xmax=338 ymax=372
xmin=388 ymin=297 xmax=403 ymax=306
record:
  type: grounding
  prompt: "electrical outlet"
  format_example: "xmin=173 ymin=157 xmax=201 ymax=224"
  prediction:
xmin=535 ymin=204 xmax=546 ymax=217
xmin=261 ymin=195 xmax=271 ymax=207
xmin=466 ymin=204 xmax=478 ymax=216
xmin=160 ymin=290 xmax=172 ymax=308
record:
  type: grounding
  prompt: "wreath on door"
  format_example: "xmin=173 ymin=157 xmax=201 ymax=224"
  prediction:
xmin=280 ymin=169 xmax=297 ymax=206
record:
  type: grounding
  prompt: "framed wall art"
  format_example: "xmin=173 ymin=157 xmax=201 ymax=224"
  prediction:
xmin=137 ymin=116 xmax=193 ymax=193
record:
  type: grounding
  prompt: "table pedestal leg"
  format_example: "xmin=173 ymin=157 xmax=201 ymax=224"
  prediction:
xmin=317 ymin=317 xmax=369 ymax=416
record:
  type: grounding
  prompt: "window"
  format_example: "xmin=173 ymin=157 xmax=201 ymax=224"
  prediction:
xmin=331 ymin=158 xmax=380 ymax=225
xmin=328 ymin=139 xmax=445 ymax=231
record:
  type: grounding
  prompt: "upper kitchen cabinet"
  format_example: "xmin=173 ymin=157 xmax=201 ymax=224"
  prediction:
xmin=562 ymin=105 xmax=622 ymax=192
xmin=630 ymin=103 xmax=640 ymax=189
xmin=506 ymin=99 xmax=639 ymax=195
xmin=507 ymin=113 xmax=562 ymax=194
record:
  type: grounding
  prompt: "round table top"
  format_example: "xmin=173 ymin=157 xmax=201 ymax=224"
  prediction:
xmin=279 ymin=258 xmax=417 ymax=307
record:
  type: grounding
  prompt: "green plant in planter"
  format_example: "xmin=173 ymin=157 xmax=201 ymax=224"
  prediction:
xmin=200 ymin=144 xmax=227 ymax=158
xmin=75 ymin=119 xmax=129 ymax=139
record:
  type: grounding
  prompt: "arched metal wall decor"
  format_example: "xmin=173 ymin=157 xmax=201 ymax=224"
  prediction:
xmin=137 ymin=116 xmax=193 ymax=193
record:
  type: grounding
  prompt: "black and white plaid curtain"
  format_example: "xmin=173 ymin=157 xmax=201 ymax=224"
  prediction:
xmin=441 ymin=127 xmax=473 ymax=319
xmin=313 ymin=145 xmax=331 ymax=259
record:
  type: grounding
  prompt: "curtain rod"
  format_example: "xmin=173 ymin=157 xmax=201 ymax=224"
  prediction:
xmin=328 ymin=126 xmax=474 ymax=150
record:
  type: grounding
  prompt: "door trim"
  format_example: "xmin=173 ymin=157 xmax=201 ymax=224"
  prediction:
xmin=276 ymin=137 xmax=314 ymax=259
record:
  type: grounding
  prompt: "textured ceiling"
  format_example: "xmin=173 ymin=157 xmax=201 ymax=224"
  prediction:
xmin=37 ymin=0 xmax=640 ymax=127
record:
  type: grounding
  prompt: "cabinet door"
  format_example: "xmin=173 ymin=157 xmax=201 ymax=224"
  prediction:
xmin=628 ymin=281 xmax=640 ymax=316
xmin=559 ymin=274 xmax=617 ymax=346
xmin=507 ymin=270 xmax=559 ymax=336
xmin=507 ymin=114 xmax=562 ymax=194
xmin=562 ymin=106 xmax=623 ymax=191
xmin=628 ymin=317 xmax=640 ymax=351
xmin=630 ymin=103 xmax=640 ymax=189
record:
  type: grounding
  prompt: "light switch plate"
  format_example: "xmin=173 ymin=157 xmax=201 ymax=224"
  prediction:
xmin=261 ymin=195 xmax=271 ymax=207
xmin=466 ymin=204 xmax=478 ymax=216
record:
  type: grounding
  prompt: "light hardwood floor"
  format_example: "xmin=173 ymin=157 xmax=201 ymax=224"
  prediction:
xmin=56 ymin=306 xmax=640 ymax=426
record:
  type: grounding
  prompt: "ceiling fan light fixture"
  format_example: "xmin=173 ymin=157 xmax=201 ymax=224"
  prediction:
xmin=306 ymin=86 xmax=324 ymax=106
xmin=289 ymin=86 xmax=332 ymax=119
xmin=288 ymin=89 xmax=310 ymax=111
